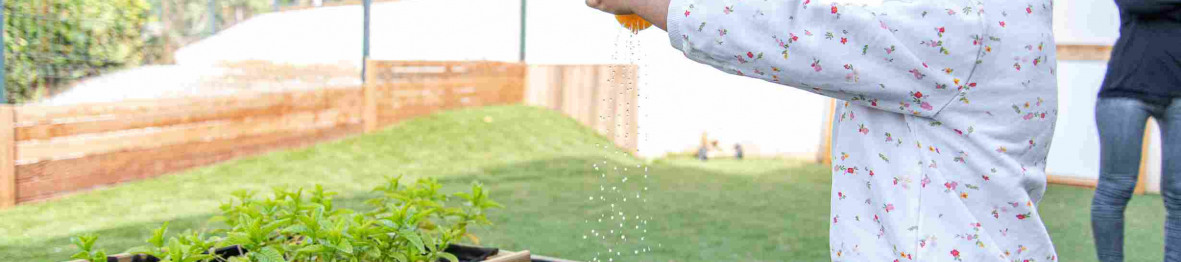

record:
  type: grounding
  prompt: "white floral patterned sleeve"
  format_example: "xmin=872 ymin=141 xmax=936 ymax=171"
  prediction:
xmin=666 ymin=0 xmax=1059 ymax=261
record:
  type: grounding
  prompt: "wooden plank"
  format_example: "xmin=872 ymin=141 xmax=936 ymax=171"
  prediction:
xmin=1135 ymin=120 xmax=1154 ymax=194
xmin=1047 ymin=174 xmax=1098 ymax=188
xmin=820 ymin=99 xmax=836 ymax=164
xmin=365 ymin=60 xmax=379 ymax=133
xmin=16 ymin=108 xmax=359 ymax=164
xmin=16 ymin=88 xmax=361 ymax=141
xmin=1058 ymin=44 xmax=1112 ymax=61
xmin=486 ymin=250 xmax=531 ymax=262
xmin=16 ymin=124 xmax=360 ymax=203
xmin=15 ymin=88 xmax=360 ymax=125
xmin=0 ymin=105 xmax=15 ymax=208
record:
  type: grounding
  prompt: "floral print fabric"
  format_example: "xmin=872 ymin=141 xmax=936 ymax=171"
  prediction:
xmin=666 ymin=0 xmax=1058 ymax=261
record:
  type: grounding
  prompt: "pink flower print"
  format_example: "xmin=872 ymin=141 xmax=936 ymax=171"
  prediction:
xmin=1023 ymin=113 xmax=1034 ymax=120
xmin=811 ymin=58 xmax=823 ymax=72
xmin=914 ymin=91 xmax=924 ymax=99
xmin=874 ymin=214 xmax=880 ymax=223
xmin=1026 ymin=5 xmax=1033 ymax=14
xmin=840 ymin=37 xmax=848 ymax=44
xmin=870 ymin=99 xmax=879 ymax=107
xmin=950 ymin=249 xmax=962 ymax=261
xmin=954 ymin=129 xmax=963 ymax=136
xmin=747 ymin=52 xmax=755 ymax=59
xmin=997 ymin=146 xmax=1007 ymax=153
xmin=723 ymin=5 xmax=734 ymax=14
xmin=936 ymin=26 xmax=946 ymax=37
xmin=1013 ymin=62 xmax=1021 ymax=71
xmin=880 ymin=20 xmax=889 ymax=30
xmin=1017 ymin=212 xmax=1031 ymax=220
xmin=685 ymin=10 xmax=691 ymax=16
xmin=885 ymin=132 xmax=894 ymax=142
xmin=789 ymin=33 xmax=799 ymax=42
xmin=1033 ymin=57 xmax=1041 ymax=66
xmin=838 ymin=191 xmax=846 ymax=199
xmin=840 ymin=152 xmax=849 ymax=160
xmin=735 ymin=55 xmax=748 ymax=64
xmin=831 ymin=5 xmax=838 ymax=14
xmin=920 ymin=102 xmax=933 ymax=111
xmin=921 ymin=176 xmax=931 ymax=188
xmin=804 ymin=0 xmax=810 ymax=5
xmin=718 ymin=28 xmax=728 ymax=36
xmin=883 ymin=203 xmax=895 ymax=213
xmin=999 ymin=21 xmax=1006 ymax=27
xmin=833 ymin=215 xmax=839 ymax=223
xmin=885 ymin=45 xmax=896 ymax=54
xmin=945 ymin=181 xmax=959 ymax=191
xmin=858 ymin=124 xmax=869 ymax=134
xmin=982 ymin=175 xmax=990 ymax=181
xmin=943 ymin=67 xmax=954 ymax=74
xmin=846 ymin=167 xmax=856 ymax=174
xmin=869 ymin=169 xmax=876 ymax=176
xmin=909 ymin=69 xmax=926 ymax=79
xmin=946 ymin=9 xmax=956 ymax=15
xmin=805 ymin=30 xmax=813 ymax=36
xmin=922 ymin=62 xmax=929 ymax=68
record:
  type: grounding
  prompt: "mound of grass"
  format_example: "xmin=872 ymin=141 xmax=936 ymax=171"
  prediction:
xmin=0 ymin=105 xmax=1167 ymax=261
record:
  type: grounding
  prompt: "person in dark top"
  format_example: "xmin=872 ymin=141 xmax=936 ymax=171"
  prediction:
xmin=1091 ymin=1 xmax=1181 ymax=261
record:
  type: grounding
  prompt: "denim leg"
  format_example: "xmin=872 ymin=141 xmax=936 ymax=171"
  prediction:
xmin=1162 ymin=98 xmax=1181 ymax=262
xmin=1093 ymin=97 xmax=1154 ymax=262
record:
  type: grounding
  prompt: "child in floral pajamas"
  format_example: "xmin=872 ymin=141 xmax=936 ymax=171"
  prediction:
xmin=588 ymin=0 xmax=1058 ymax=261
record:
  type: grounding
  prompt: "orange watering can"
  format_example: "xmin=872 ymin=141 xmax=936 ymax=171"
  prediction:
xmin=616 ymin=14 xmax=652 ymax=34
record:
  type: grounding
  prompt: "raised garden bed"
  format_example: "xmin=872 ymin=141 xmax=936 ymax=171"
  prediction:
xmin=61 ymin=177 xmax=579 ymax=262
xmin=65 ymin=244 xmax=577 ymax=262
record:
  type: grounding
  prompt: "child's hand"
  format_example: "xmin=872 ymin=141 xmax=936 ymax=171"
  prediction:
xmin=586 ymin=0 xmax=635 ymax=15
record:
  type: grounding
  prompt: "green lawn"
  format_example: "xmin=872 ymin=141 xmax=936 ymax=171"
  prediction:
xmin=0 ymin=105 xmax=1168 ymax=261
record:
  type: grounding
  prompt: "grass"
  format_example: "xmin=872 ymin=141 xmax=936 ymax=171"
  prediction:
xmin=0 ymin=105 xmax=1168 ymax=261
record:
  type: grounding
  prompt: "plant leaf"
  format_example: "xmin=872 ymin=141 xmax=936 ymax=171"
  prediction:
xmin=252 ymin=246 xmax=286 ymax=262
xmin=295 ymin=244 xmax=324 ymax=254
xmin=400 ymin=231 xmax=427 ymax=254
xmin=437 ymin=252 xmax=460 ymax=262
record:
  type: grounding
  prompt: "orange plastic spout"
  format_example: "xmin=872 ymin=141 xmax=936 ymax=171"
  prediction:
xmin=615 ymin=14 xmax=652 ymax=34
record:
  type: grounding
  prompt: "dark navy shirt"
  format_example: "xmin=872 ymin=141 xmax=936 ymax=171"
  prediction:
xmin=1099 ymin=0 xmax=1181 ymax=105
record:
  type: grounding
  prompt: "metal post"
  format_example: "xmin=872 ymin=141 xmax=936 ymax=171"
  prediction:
xmin=208 ymin=0 xmax=218 ymax=35
xmin=518 ymin=0 xmax=526 ymax=62
xmin=361 ymin=0 xmax=370 ymax=84
xmin=0 ymin=0 xmax=6 ymax=103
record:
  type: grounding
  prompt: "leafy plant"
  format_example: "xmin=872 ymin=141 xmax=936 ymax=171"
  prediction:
xmin=69 ymin=234 xmax=107 ymax=262
xmin=4 ymin=0 xmax=152 ymax=103
xmin=73 ymin=177 xmax=501 ymax=262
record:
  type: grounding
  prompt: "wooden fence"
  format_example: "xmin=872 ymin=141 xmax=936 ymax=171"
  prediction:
xmin=0 ymin=61 xmax=637 ymax=208
xmin=525 ymin=65 xmax=640 ymax=154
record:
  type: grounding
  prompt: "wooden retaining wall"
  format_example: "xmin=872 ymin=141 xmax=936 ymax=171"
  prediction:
xmin=525 ymin=64 xmax=640 ymax=154
xmin=0 ymin=61 xmax=638 ymax=207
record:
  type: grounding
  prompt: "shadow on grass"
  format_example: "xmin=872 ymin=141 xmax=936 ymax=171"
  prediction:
xmin=1 ymin=157 xmax=831 ymax=262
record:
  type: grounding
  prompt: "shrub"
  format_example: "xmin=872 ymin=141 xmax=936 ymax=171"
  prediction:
xmin=71 ymin=177 xmax=502 ymax=262
xmin=3 ymin=0 xmax=152 ymax=103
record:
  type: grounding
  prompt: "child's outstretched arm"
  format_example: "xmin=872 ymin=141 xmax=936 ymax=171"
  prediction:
xmin=590 ymin=0 xmax=986 ymax=117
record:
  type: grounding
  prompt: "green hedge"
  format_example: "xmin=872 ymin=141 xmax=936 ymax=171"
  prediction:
xmin=3 ymin=0 xmax=151 ymax=103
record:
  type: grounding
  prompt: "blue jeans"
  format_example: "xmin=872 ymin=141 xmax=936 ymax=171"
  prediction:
xmin=1092 ymin=97 xmax=1181 ymax=262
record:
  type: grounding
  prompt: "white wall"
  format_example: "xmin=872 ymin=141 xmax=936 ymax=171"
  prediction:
xmin=1047 ymin=0 xmax=1166 ymax=192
